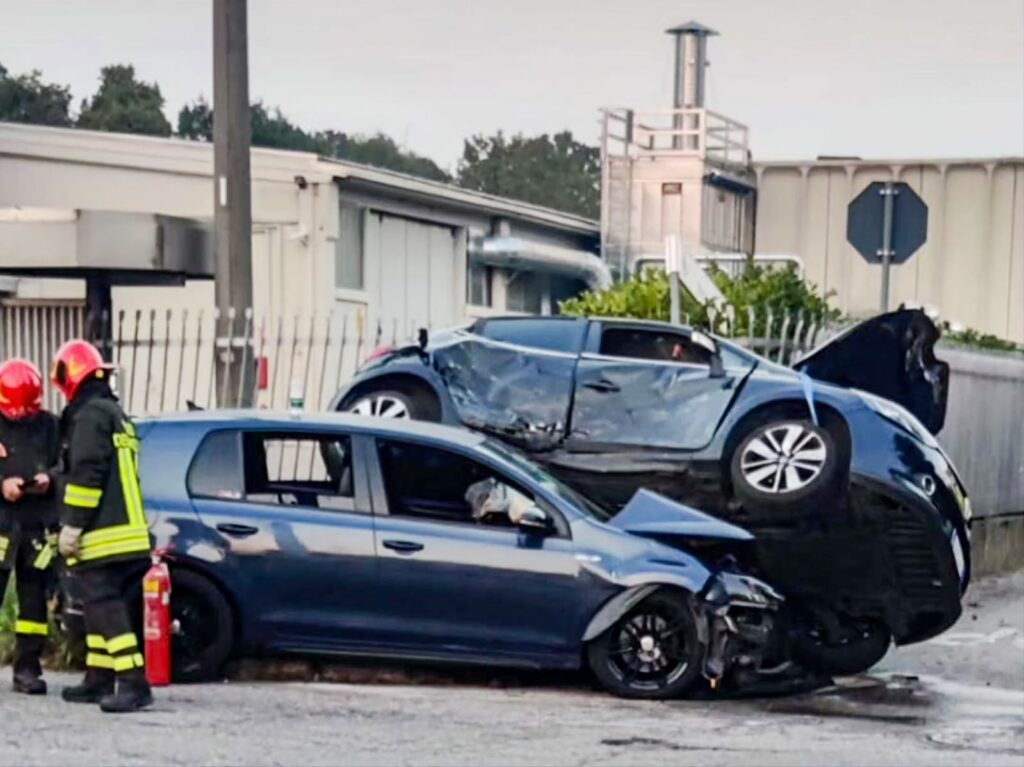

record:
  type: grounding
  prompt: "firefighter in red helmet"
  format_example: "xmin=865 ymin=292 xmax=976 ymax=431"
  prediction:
xmin=0 ymin=359 xmax=61 ymax=694
xmin=51 ymin=340 xmax=153 ymax=713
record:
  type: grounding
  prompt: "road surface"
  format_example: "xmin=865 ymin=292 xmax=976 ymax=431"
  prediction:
xmin=2 ymin=571 xmax=1022 ymax=767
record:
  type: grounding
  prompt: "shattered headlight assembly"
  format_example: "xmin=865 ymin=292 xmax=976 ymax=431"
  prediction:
xmin=855 ymin=389 xmax=938 ymax=448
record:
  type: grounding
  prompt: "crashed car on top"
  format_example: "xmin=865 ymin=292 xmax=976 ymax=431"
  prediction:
xmin=333 ymin=308 xmax=971 ymax=676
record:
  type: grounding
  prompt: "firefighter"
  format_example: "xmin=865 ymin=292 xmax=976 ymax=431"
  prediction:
xmin=51 ymin=340 xmax=153 ymax=713
xmin=0 ymin=359 xmax=60 ymax=694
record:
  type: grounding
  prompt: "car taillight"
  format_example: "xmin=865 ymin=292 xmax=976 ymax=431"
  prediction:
xmin=365 ymin=345 xmax=395 ymax=363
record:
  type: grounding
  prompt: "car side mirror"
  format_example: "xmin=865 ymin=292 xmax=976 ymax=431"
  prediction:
xmin=691 ymin=329 xmax=726 ymax=378
xmin=516 ymin=505 xmax=553 ymax=534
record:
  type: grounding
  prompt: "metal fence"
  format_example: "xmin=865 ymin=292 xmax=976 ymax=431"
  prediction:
xmin=0 ymin=302 xmax=831 ymax=417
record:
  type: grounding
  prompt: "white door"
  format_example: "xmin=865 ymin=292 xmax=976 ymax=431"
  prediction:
xmin=366 ymin=213 xmax=458 ymax=341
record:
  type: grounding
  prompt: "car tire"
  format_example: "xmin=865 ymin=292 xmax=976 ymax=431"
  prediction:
xmin=790 ymin=618 xmax=891 ymax=676
xmin=342 ymin=389 xmax=435 ymax=421
xmin=129 ymin=569 xmax=234 ymax=683
xmin=586 ymin=591 xmax=705 ymax=699
xmin=730 ymin=418 xmax=840 ymax=516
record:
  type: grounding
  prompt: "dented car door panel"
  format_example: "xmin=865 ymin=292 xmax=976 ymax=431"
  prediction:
xmin=569 ymin=357 xmax=746 ymax=450
xmin=433 ymin=339 xmax=577 ymax=450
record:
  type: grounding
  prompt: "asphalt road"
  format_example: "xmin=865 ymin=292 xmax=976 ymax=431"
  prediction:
xmin=2 ymin=571 xmax=1022 ymax=767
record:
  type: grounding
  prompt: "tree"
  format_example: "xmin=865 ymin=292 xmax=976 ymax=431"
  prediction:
xmin=176 ymin=96 xmax=213 ymax=141
xmin=77 ymin=65 xmax=171 ymax=136
xmin=313 ymin=130 xmax=449 ymax=182
xmin=0 ymin=62 xmax=72 ymax=127
xmin=457 ymin=131 xmax=600 ymax=218
xmin=176 ymin=98 xmax=450 ymax=182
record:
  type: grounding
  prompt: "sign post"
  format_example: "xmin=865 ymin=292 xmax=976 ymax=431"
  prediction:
xmin=665 ymin=235 xmax=682 ymax=325
xmin=846 ymin=181 xmax=928 ymax=312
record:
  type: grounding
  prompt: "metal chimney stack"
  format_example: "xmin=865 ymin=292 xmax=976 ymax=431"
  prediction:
xmin=666 ymin=21 xmax=718 ymax=149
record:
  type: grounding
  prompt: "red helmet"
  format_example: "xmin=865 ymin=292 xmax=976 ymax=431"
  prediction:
xmin=0 ymin=359 xmax=44 ymax=420
xmin=50 ymin=339 xmax=113 ymax=401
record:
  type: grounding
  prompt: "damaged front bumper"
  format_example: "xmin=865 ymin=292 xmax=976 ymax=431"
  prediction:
xmin=699 ymin=571 xmax=784 ymax=687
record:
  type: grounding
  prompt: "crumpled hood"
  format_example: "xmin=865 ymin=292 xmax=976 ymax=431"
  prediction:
xmin=793 ymin=308 xmax=949 ymax=434
xmin=608 ymin=489 xmax=753 ymax=541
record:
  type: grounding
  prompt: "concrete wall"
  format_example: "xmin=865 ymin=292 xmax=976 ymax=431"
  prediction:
xmin=753 ymin=159 xmax=1024 ymax=344
xmin=940 ymin=347 xmax=1024 ymax=519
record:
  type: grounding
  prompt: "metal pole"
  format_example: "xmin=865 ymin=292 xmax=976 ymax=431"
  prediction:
xmin=666 ymin=235 xmax=681 ymax=325
xmin=879 ymin=181 xmax=896 ymax=311
xmin=213 ymin=0 xmax=254 ymax=404
xmin=669 ymin=273 xmax=681 ymax=326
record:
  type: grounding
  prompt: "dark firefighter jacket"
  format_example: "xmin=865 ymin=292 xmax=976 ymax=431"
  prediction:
xmin=0 ymin=411 xmax=60 ymax=568
xmin=58 ymin=379 xmax=150 ymax=568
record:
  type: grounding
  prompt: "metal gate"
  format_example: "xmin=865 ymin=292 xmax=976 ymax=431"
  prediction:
xmin=0 ymin=301 xmax=87 ymax=411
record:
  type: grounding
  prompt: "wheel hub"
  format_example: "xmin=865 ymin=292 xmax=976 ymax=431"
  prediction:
xmin=637 ymin=635 xmax=661 ymax=663
xmin=740 ymin=423 xmax=827 ymax=494
xmin=348 ymin=395 xmax=409 ymax=419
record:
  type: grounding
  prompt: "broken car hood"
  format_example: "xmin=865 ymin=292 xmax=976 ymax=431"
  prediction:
xmin=608 ymin=489 xmax=753 ymax=541
xmin=793 ymin=308 xmax=949 ymax=434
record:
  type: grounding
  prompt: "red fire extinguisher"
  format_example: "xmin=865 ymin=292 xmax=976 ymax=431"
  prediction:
xmin=142 ymin=548 xmax=172 ymax=686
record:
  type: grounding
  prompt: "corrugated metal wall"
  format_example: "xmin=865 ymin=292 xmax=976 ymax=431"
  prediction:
xmin=753 ymin=159 xmax=1024 ymax=343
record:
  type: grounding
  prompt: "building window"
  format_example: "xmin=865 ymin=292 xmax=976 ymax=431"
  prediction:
xmin=506 ymin=272 xmax=544 ymax=314
xmin=335 ymin=204 xmax=364 ymax=290
xmin=467 ymin=262 xmax=492 ymax=307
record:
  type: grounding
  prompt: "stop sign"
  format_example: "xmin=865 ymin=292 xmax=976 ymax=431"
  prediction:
xmin=847 ymin=181 xmax=928 ymax=265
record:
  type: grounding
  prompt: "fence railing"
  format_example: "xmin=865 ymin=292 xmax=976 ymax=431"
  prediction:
xmin=0 ymin=302 xmax=831 ymax=417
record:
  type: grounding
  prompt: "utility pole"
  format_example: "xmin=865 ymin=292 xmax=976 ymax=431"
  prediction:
xmin=213 ymin=0 xmax=253 ymax=405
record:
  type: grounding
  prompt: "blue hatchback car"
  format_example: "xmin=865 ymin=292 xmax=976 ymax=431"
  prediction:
xmin=136 ymin=411 xmax=779 ymax=698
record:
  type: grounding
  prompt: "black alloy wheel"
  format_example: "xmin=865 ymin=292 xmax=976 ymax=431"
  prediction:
xmin=790 ymin=616 xmax=891 ymax=677
xmin=587 ymin=591 xmax=705 ymax=699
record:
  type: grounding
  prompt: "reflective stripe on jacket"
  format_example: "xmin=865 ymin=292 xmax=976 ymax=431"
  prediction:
xmin=59 ymin=382 xmax=150 ymax=567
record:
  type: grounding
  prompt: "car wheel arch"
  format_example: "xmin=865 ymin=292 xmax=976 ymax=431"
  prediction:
xmin=123 ymin=557 xmax=243 ymax=647
xmin=581 ymin=580 xmax=708 ymax=643
xmin=338 ymin=372 xmax=447 ymax=422
xmin=721 ymin=399 xmax=852 ymax=494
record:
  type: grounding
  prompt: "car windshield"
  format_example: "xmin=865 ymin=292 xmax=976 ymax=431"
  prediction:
xmin=481 ymin=439 xmax=613 ymax=522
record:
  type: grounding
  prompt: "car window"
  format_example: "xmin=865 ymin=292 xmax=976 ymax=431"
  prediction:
xmin=377 ymin=439 xmax=534 ymax=529
xmin=476 ymin=318 xmax=583 ymax=354
xmin=599 ymin=327 xmax=713 ymax=365
xmin=187 ymin=430 xmax=245 ymax=500
xmin=243 ymin=433 xmax=357 ymax=511
xmin=189 ymin=429 xmax=358 ymax=512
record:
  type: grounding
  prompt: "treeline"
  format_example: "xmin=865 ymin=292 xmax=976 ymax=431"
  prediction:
xmin=0 ymin=62 xmax=599 ymax=218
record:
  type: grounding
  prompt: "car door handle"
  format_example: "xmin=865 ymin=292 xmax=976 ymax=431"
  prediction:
xmin=216 ymin=523 xmax=259 ymax=538
xmin=582 ymin=378 xmax=620 ymax=393
xmin=382 ymin=539 xmax=424 ymax=554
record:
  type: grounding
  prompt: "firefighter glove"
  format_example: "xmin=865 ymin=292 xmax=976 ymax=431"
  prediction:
xmin=58 ymin=525 xmax=84 ymax=558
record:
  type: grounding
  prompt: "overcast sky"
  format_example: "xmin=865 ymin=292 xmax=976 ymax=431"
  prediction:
xmin=2 ymin=0 xmax=1022 ymax=170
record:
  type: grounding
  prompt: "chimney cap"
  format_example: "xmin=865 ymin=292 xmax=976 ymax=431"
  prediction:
xmin=665 ymin=20 xmax=719 ymax=36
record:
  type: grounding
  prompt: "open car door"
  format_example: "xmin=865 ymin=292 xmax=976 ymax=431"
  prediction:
xmin=794 ymin=308 xmax=949 ymax=434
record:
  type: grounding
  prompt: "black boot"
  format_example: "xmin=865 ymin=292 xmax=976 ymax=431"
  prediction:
xmin=61 ymin=669 xmax=115 ymax=704
xmin=100 ymin=671 xmax=153 ymax=713
xmin=12 ymin=669 xmax=47 ymax=695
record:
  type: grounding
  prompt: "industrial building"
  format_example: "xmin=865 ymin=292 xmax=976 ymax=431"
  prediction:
xmin=600 ymin=22 xmax=1024 ymax=344
xmin=0 ymin=120 xmax=605 ymax=334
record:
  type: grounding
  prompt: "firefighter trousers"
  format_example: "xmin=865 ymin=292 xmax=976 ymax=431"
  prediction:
xmin=67 ymin=561 xmax=145 ymax=677
xmin=4 ymin=533 xmax=55 ymax=678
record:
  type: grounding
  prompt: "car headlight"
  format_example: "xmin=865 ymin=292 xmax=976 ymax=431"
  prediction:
xmin=855 ymin=389 xmax=938 ymax=448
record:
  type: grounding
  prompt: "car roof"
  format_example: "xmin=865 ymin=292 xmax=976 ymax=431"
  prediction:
xmin=139 ymin=409 xmax=488 ymax=447
xmin=471 ymin=315 xmax=690 ymax=332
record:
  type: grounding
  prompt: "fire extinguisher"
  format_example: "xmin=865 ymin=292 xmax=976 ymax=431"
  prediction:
xmin=142 ymin=548 xmax=172 ymax=686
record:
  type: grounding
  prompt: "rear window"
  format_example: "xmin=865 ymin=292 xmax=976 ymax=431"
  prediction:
xmin=187 ymin=430 xmax=245 ymax=500
xmin=476 ymin=318 xmax=584 ymax=354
